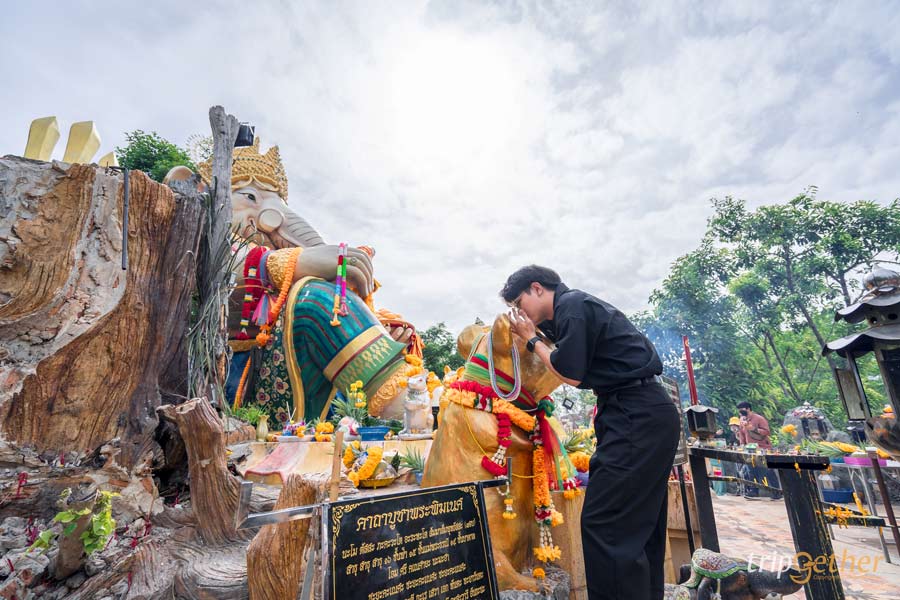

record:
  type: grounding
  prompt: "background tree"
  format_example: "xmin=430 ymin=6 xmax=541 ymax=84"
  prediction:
xmin=115 ymin=130 xmax=195 ymax=182
xmin=638 ymin=191 xmax=898 ymax=429
xmin=420 ymin=322 xmax=465 ymax=375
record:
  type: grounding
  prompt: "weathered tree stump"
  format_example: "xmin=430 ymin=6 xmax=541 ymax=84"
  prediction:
xmin=157 ymin=398 xmax=251 ymax=544
xmin=247 ymin=473 xmax=321 ymax=600
xmin=53 ymin=490 xmax=97 ymax=580
xmin=0 ymin=156 xmax=203 ymax=469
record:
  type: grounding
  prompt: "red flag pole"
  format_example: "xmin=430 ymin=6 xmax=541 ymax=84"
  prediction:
xmin=682 ymin=335 xmax=700 ymax=406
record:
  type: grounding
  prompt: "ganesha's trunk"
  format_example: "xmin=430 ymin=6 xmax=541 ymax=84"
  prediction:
xmin=270 ymin=209 xmax=326 ymax=249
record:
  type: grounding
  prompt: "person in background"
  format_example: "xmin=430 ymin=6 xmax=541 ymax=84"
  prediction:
xmin=723 ymin=417 xmax=741 ymax=447
xmin=736 ymin=401 xmax=781 ymax=500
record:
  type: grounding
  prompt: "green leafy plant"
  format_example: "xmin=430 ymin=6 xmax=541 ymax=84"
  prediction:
xmin=232 ymin=405 xmax=265 ymax=427
xmin=564 ymin=430 xmax=595 ymax=455
xmin=800 ymin=438 xmax=843 ymax=458
xmin=81 ymin=491 xmax=118 ymax=554
xmin=330 ymin=394 xmax=390 ymax=428
xmin=399 ymin=447 xmax=426 ymax=474
xmin=28 ymin=490 xmax=119 ymax=556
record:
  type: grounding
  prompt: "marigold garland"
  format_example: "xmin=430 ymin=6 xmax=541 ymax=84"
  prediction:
xmin=348 ymin=380 xmax=367 ymax=409
xmin=232 ymin=355 xmax=253 ymax=411
xmin=343 ymin=440 xmax=361 ymax=468
xmin=257 ymin=247 xmax=301 ymax=347
xmin=314 ymin=421 xmax=335 ymax=442
xmin=532 ymin=439 xmax=562 ymax=563
xmin=348 ymin=446 xmax=383 ymax=487
xmin=501 ymin=494 xmax=517 ymax=520
xmin=444 ymin=373 xmax=585 ymax=568
xmin=569 ymin=451 xmax=591 ymax=473
xmin=445 ymin=383 xmax=577 ymax=563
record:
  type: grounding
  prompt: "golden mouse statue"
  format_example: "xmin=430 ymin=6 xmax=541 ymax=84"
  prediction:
xmin=423 ymin=314 xmax=582 ymax=591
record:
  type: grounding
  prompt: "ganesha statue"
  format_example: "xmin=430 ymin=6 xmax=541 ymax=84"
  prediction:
xmin=166 ymin=138 xmax=420 ymax=426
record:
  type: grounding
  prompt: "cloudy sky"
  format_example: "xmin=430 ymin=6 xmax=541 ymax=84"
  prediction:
xmin=3 ymin=1 xmax=899 ymax=332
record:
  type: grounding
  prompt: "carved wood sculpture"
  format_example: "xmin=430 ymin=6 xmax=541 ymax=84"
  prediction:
xmin=247 ymin=472 xmax=329 ymax=600
xmin=156 ymin=398 xmax=251 ymax=545
xmin=0 ymin=156 xmax=203 ymax=469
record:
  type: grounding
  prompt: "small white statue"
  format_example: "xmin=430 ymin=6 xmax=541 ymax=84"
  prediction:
xmin=399 ymin=372 xmax=434 ymax=439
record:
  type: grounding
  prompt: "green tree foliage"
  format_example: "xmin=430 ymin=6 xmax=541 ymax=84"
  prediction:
xmin=115 ymin=130 xmax=195 ymax=182
xmin=641 ymin=192 xmax=899 ymax=429
xmin=420 ymin=322 xmax=465 ymax=375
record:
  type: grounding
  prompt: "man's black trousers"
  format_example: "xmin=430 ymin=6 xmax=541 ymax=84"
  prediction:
xmin=582 ymin=383 xmax=680 ymax=600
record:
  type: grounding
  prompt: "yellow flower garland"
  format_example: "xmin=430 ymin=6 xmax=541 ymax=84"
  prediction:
xmin=315 ymin=421 xmax=335 ymax=442
xmin=780 ymin=424 xmax=798 ymax=437
xmin=569 ymin=451 xmax=591 ymax=473
xmin=343 ymin=440 xmax=361 ymax=468
xmin=348 ymin=446 xmax=383 ymax=487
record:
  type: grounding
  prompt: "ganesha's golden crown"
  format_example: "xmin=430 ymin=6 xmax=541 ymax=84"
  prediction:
xmin=197 ymin=137 xmax=288 ymax=201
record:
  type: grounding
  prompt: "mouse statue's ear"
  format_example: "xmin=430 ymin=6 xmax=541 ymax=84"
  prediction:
xmin=457 ymin=322 xmax=490 ymax=359
xmin=490 ymin=314 xmax=513 ymax=355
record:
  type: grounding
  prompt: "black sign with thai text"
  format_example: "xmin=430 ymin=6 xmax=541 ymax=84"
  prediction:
xmin=323 ymin=483 xmax=499 ymax=600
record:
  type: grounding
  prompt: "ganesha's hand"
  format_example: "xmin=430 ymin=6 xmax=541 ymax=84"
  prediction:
xmin=294 ymin=244 xmax=374 ymax=297
xmin=388 ymin=325 xmax=414 ymax=345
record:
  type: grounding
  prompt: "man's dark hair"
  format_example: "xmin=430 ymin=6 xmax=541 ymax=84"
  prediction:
xmin=500 ymin=265 xmax=562 ymax=302
xmin=737 ymin=401 xmax=752 ymax=410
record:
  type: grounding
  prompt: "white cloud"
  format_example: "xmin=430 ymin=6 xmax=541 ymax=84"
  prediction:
xmin=2 ymin=0 xmax=899 ymax=335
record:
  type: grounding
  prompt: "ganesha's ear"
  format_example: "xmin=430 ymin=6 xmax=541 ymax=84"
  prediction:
xmin=444 ymin=365 xmax=452 ymax=376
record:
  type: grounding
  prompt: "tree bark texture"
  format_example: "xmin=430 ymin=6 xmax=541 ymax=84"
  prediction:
xmin=0 ymin=157 xmax=203 ymax=469
xmin=52 ymin=492 xmax=96 ymax=580
xmin=247 ymin=473 xmax=321 ymax=600
xmin=753 ymin=339 xmax=794 ymax=402
xmin=157 ymin=398 xmax=251 ymax=545
xmin=782 ymin=246 xmax=839 ymax=371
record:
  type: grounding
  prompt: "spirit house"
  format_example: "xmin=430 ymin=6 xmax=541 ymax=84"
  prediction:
xmin=824 ymin=267 xmax=900 ymax=458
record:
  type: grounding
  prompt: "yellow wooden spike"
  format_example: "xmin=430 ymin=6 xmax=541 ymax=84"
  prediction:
xmin=24 ymin=116 xmax=60 ymax=161
xmin=97 ymin=151 xmax=118 ymax=167
xmin=62 ymin=121 xmax=101 ymax=164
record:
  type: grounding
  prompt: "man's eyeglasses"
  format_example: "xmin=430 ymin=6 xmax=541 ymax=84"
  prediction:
xmin=509 ymin=292 xmax=524 ymax=310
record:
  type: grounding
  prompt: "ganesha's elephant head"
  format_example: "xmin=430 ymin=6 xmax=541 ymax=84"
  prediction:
xmin=165 ymin=137 xmax=325 ymax=250
xmin=228 ymin=180 xmax=324 ymax=249
xmin=665 ymin=549 xmax=804 ymax=600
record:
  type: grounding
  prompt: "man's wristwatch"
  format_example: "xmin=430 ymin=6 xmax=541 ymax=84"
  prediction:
xmin=526 ymin=336 xmax=541 ymax=353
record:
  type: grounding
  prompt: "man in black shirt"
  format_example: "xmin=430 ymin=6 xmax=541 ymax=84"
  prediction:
xmin=502 ymin=265 xmax=680 ymax=600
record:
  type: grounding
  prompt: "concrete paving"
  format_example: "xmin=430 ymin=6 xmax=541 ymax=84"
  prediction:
xmin=711 ymin=493 xmax=900 ymax=599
